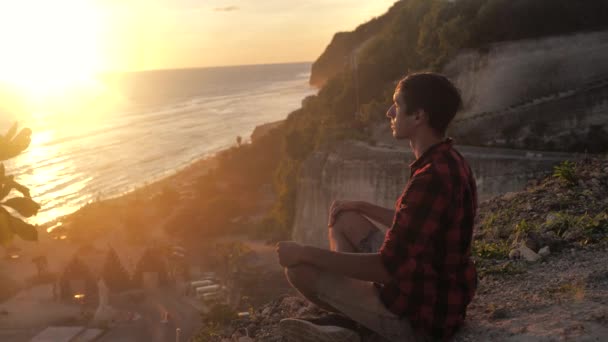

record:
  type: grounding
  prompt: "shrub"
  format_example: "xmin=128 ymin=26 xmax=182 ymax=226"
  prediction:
xmin=472 ymin=240 xmax=510 ymax=259
xmin=553 ymin=161 xmax=577 ymax=186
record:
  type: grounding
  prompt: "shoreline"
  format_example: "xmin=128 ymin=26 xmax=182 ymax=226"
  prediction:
xmin=40 ymin=153 xmax=218 ymax=232
xmin=39 ymin=119 xmax=286 ymax=233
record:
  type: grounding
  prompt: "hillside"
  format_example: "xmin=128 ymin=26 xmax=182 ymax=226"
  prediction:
xmin=195 ymin=158 xmax=608 ymax=341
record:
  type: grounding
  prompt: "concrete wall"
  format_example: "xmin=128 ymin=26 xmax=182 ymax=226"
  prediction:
xmin=292 ymin=141 xmax=581 ymax=248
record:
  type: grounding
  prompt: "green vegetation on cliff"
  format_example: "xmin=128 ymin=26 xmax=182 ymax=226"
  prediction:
xmin=312 ymin=0 xmax=608 ymax=88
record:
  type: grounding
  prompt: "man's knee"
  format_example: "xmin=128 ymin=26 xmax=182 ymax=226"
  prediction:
xmin=285 ymin=265 xmax=319 ymax=292
xmin=331 ymin=211 xmax=364 ymax=234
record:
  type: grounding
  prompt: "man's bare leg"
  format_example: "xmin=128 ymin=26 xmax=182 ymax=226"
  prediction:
xmin=329 ymin=211 xmax=382 ymax=253
xmin=285 ymin=210 xmax=383 ymax=313
xmin=284 ymin=265 xmax=339 ymax=312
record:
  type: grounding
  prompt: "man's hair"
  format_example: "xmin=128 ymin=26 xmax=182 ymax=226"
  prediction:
xmin=396 ymin=72 xmax=462 ymax=136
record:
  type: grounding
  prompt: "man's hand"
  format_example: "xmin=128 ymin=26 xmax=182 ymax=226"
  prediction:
xmin=276 ymin=241 xmax=306 ymax=268
xmin=328 ymin=200 xmax=360 ymax=227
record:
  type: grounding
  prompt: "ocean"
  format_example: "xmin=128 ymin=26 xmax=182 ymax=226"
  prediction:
xmin=1 ymin=62 xmax=316 ymax=225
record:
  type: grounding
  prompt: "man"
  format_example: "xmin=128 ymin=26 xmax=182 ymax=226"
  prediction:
xmin=276 ymin=72 xmax=478 ymax=342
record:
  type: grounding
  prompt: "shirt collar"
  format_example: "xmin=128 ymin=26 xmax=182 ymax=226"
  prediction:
xmin=409 ymin=137 xmax=453 ymax=171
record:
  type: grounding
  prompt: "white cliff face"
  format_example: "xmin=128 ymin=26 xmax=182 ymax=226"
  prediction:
xmin=292 ymin=141 xmax=581 ymax=248
xmin=444 ymin=30 xmax=608 ymax=116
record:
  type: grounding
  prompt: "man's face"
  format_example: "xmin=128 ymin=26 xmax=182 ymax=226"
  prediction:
xmin=386 ymin=90 xmax=417 ymax=140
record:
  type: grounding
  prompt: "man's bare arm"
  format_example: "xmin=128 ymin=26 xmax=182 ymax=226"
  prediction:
xmin=328 ymin=200 xmax=394 ymax=227
xmin=301 ymin=245 xmax=392 ymax=284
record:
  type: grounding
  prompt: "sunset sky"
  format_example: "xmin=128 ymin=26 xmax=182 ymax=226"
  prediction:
xmin=0 ymin=0 xmax=396 ymax=73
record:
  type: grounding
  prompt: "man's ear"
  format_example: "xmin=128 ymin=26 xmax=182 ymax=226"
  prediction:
xmin=414 ymin=109 xmax=428 ymax=122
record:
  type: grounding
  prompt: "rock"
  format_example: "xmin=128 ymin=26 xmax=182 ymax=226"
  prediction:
xmin=509 ymin=249 xmax=521 ymax=260
xmin=489 ymin=307 xmax=510 ymax=320
xmin=523 ymin=236 xmax=540 ymax=252
xmin=281 ymin=296 xmax=304 ymax=311
xmin=261 ymin=307 xmax=271 ymax=316
xmin=538 ymin=246 xmax=551 ymax=257
xmin=238 ymin=337 xmax=254 ymax=342
xmin=502 ymin=192 xmax=518 ymax=201
xmin=518 ymin=245 xmax=541 ymax=262
xmin=247 ymin=323 xmax=258 ymax=337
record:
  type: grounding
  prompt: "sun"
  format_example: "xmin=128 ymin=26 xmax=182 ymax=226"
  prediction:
xmin=0 ymin=1 xmax=105 ymax=101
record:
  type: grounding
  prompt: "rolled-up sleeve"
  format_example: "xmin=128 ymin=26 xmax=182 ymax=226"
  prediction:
xmin=380 ymin=165 xmax=448 ymax=277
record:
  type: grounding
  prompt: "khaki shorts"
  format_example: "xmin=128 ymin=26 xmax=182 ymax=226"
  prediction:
xmin=313 ymin=230 xmax=427 ymax=342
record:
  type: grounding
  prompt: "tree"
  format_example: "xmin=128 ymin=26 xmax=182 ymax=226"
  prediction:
xmin=0 ymin=123 xmax=40 ymax=245
xmin=133 ymin=247 xmax=169 ymax=288
xmin=102 ymin=247 xmax=132 ymax=292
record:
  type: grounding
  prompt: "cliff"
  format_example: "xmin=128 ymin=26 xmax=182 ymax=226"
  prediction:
xmin=450 ymin=79 xmax=608 ymax=152
xmin=441 ymin=30 xmax=608 ymax=152
xmin=308 ymin=3 xmax=400 ymax=88
xmin=444 ymin=30 xmax=608 ymax=115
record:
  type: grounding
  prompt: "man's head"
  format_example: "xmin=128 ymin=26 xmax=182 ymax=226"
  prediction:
xmin=386 ymin=72 xmax=462 ymax=140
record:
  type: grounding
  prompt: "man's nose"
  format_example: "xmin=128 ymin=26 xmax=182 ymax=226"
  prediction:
xmin=386 ymin=104 xmax=396 ymax=119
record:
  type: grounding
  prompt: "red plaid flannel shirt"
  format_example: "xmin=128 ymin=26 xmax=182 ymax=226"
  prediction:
xmin=378 ymin=138 xmax=477 ymax=341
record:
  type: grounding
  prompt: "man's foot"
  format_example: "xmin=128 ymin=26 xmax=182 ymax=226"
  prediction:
xmin=280 ymin=316 xmax=361 ymax=342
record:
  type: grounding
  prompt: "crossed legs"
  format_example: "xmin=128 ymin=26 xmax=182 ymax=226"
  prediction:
xmin=284 ymin=211 xmax=382 ymax=311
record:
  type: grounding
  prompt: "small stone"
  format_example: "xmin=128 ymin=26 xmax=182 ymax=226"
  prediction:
xmin=538 ymin=246 xmax=551 ymax=257
xmin=509 ymin=249 xmax=521 ymax=260
xmin=519 ymin=245 xmax=541 ymax=262
xmin=523 ymin=236 xmax=540 ymax=252
xmin=261 ymin=307 xmax=271 ymax=316
xmin=489 ymin=307 xmax=510 ymax=320
xmin=502 ymin=192 xmax=518 ymax=201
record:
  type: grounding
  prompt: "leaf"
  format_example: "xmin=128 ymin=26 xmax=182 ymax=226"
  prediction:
xmin=0 ymin=177 xmax=31 ymax=200
xmin=8 ymin=215 xmax=37 ymax=241
xmin=0 ymin=128 xmax=31 ymax=161
xmin=9 ymin=178 xmax=31 ymax=198
xmin=2 ymin=197 xmax=40 ymax=217
xmin=0 ymin=211 xmax=13 ymax=246
xmin=5 ymin=122 xmax=18 ymax=142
